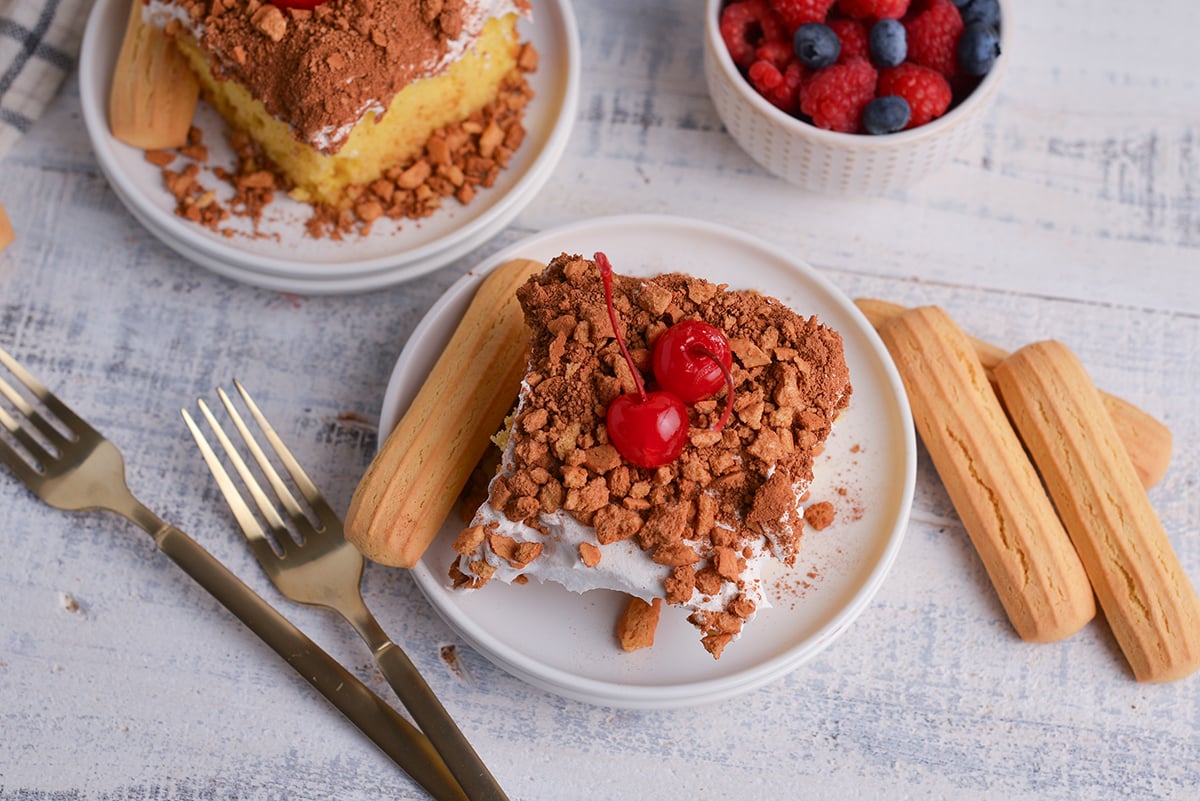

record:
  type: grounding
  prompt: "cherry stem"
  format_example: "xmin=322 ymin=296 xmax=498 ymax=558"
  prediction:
xmin=595 ymin=252 xmax=648 ymax=402
xmin=692 ymin=345 xmax=735 ymax=431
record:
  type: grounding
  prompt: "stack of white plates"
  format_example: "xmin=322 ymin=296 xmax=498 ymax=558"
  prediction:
xmin=79 ymin=0 xmax=580 ymax=294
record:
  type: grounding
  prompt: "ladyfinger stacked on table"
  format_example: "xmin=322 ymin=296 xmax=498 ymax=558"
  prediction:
xmin=870 ymin=301 xmax=1199 ymax=682
xmin=994 ymin=342 xmax=1200 ymax=682
xmin=877 ymin=307 xmax=1096 ymax=643
xmin=856 ymin=298 xmax=1173 ymax=490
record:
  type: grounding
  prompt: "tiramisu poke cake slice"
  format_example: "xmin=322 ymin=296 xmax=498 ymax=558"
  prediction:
xmin=451 ymin=253 xmax=852 ymax=658
xmin=141 ymin=0 xmax=532 ymax=207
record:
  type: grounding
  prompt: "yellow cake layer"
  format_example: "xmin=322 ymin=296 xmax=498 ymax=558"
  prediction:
xmin=175 ymin=15 xmax=520 ymax=206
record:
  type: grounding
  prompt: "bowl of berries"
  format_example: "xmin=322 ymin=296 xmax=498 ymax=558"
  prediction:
xmin=705 ymin=0 xmax=1008 ymax=194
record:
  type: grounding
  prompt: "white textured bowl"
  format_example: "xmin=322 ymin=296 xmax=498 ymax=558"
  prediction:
xmin=704 ymin=0 xmax=1010 ymax=194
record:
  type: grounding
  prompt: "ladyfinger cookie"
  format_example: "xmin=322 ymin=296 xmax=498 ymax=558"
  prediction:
xmin=0 ymin=202 xmax=13 ymax=253
xmin=345 ymin=258 xmax=544 ymax=568
xmin=109 ymin=0 xmax=200 ymax=150
xmin=879 ymin=307 xmax=1095 ymax=642
xmin=855 ymin=298 xmax=1172 ymax=490
xmin=995 ymin=341 xmax=1200 ymax=682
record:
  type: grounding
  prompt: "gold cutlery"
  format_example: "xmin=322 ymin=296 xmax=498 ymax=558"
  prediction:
xmin=0 ymin=346 xmax=465 ymax=801
xmin=183 ymin=381 xmax=509 ymax=801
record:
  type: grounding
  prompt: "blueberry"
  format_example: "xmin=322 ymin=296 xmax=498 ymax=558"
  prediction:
xmin=793 ymin=23 xmax=840 ymax=70
xmin=868 ymin=19 xmax=906 ymax=68
xmin=957 ymin=22 xmax=1001 ymax=76
xmin=949 ymin=0 xmax=971 ymax=6
xmin=862 ymin=96 xmax=911 ymax=135
xmin=960 ymin=0 xmax=1001 ymax=29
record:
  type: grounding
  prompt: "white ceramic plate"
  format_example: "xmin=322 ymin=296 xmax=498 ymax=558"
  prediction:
xmin=78 ymin=0 xmax=580 ymax=293
xmin=379 ymin=215 xmax=916 ymax=708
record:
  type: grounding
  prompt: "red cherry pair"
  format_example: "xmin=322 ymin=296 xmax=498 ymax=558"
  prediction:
xmin=595 ymin=252 xmax=735 ymax=469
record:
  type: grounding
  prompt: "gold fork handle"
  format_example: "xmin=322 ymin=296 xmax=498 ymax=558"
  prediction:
xmin=149 ymin=524 xmax=468 ymax=801
xmin=373 ymin=641 xmax=511 ymax=801
xmin=345 ymin=599 xmax=509 ymax=801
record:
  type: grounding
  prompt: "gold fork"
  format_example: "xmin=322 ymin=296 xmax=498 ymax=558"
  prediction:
xmin=183 ymin=381 xmax=509 ymax=801
xmin=0 ymin=346 xmax=465 ymax=801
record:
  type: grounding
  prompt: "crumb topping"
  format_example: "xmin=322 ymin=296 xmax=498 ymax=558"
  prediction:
xmin=147 ymin=50 xmax=536 ymax=238
xmin=156 ymin=0 xmax=530 ymax=152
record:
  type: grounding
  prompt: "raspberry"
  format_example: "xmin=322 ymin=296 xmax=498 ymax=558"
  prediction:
xmin=836 ymin=0 xmax=911 ymax=18
xmin=721 ymin=0 xmax=789 ymax=69
xmin=749 ymin=58 xmax=806 ymax=114
xmin=799 ymin=56 xmax=878 ymax=133
xmin=756 ymin=39 xmax=796 ymax=70
xmin=905 ymin=0 xmax=964 ymax=77
xmin=769 ymin=0 xmax=837 ymax=33
xmin=720 ymin=0 xmax=985 ymax=134
xmin=828 ymin=18 xmax=868 ymax=62
xmin=877 ymin=62 xmax=952 ymax=127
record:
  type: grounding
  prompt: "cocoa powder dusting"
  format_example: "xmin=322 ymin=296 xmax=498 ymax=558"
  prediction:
xmin=455 ymin=254 xmax=853 ymax=657
xmin=162 ymin=0 xmax=530 ymax=153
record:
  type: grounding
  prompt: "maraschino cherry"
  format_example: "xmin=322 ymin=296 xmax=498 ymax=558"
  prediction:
xmin=595 ymin=252 xmax=689 ymax=469
xmin=651 ymin=319 xmax=735 ymax=430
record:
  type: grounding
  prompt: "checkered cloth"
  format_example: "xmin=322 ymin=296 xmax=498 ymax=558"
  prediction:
xmin=0 ymin=0 xmax=93 ymax=160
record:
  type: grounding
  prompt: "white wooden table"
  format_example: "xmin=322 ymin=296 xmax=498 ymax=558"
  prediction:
xmin=2 ymin=1 xmax=1198 ymax=798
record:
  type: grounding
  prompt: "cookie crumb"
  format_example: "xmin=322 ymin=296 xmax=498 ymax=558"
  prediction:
xmin=579 ymin=541 xmax=602 ymax=567
xmin=615 ymin=596 xmax=662 ymax=651
xmin=439 ymin=643 xmax=473 ymax=684
xmin=144 ymin=150 xmax=176 ymax=167
xmin=151 ymin=46 xmax=538 ymax=240
xmin=58 ymin=592 xmax=83 ymax=615
xmin=804 ymin=501 xmax=836 ymax=531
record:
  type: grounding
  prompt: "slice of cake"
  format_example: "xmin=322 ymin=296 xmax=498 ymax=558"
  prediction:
xmin=142 ymin=0 xmax=532 ymax=208
xmin=451 ymin=253 xmax=852 ymax=658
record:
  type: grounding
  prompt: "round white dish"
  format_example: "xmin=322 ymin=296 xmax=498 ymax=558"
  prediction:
xmin=378 ymin=214 xmax=916 ymax=708
xmin=79 ymin=0 xmax=580 ymax=293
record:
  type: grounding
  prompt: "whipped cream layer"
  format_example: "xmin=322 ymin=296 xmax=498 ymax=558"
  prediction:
xmin=456 ymin=436 xmax=781 ymax=622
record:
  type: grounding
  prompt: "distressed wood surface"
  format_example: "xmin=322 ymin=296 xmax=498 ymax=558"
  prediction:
xmin=1 ymin=1 xmax=1198 ymax=799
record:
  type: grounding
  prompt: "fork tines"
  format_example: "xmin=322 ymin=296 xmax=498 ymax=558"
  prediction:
xmin=0 ymin=346 xmax=82 ymax=476
xmin=183 ymin=381 xmax=323 ymax=555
